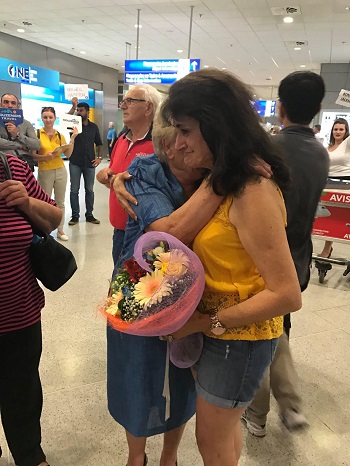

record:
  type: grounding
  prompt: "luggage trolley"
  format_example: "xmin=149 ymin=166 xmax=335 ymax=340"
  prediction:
xmin=312 ymin=179 xmax=350 ymax=283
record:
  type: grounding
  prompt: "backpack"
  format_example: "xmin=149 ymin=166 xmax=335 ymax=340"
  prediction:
xmin=37 ymin=128 xmax=62 ymax=144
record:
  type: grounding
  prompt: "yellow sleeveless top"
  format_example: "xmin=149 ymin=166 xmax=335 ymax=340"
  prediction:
xmin=193 ymin=190 xmax=285 ymax=341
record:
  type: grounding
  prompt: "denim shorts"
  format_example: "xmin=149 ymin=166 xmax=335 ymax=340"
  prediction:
xmin=195 ymin=336 xmax=279 ymax=409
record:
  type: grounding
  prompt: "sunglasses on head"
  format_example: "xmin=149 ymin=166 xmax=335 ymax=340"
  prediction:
xmin=41 ymin=106 xmax=55 ymax=114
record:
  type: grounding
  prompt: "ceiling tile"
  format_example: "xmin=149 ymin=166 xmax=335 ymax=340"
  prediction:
xmin=2 ymin=0 xmax=350 ymax=88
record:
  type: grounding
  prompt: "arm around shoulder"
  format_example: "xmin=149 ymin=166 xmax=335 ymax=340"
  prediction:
xmin=146 ymin=178 xmax=223 ymax=245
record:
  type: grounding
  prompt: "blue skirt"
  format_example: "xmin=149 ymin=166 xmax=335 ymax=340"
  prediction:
xmin=107 ymin=326 xmax=196 ymax=437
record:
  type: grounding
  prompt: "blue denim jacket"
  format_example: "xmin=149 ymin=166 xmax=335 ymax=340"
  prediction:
xmin=119 ymin=154 xmax=185 ymax=265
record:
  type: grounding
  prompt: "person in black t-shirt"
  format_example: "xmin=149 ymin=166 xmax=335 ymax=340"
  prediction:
xmin=68 ymin=102 xmax=103 ymax=225
xmin=244 ymin=71 xmax=329 ymax=436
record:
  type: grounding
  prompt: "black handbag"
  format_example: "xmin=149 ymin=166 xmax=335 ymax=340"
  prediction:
xmin=0 ymin=152 xmax=77 ymax=291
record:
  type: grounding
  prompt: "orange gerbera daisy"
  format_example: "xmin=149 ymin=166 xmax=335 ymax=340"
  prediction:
xmin=133 ymin=269 xmax=172 ymax=306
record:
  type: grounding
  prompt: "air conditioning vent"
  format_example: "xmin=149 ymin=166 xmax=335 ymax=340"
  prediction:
xmin=271 ymin=6 xmax=301 ymax=16
xmin=285 ymin=40 xmax=308 ymax=47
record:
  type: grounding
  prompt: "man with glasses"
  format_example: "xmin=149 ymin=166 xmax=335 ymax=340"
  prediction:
xmin=97 ymin=84 xmax=161 ymax=271
xmin=0 ymin=93 xmax=40 ymax=171
xmin=68 ymin=102 xmax=103 ymax=225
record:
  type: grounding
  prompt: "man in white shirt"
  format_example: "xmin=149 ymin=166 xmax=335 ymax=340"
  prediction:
xmin=313 ymin=124 xmax=324 ymax=144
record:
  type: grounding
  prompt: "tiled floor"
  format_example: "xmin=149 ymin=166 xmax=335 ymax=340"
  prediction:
xmin=1 ymin=162 xmax=349 ymax=465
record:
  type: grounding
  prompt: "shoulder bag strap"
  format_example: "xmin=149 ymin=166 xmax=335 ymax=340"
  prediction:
xmin=0 ymin=152 xmax=13 ymax=180
xmin=0 ymin=152 xmax=37 ymax=229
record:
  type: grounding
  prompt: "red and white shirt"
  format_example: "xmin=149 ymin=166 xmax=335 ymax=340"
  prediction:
xmin=109 ymin=129 xmax=154 ymax=230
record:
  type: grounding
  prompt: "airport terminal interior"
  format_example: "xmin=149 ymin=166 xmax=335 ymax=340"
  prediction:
xmin=0 ymin=163 xmax=349 ymax=466
xmin=1 ymin=1 xmax=350 ymax=465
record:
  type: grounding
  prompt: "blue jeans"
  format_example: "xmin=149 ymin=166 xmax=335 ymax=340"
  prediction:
xmin=195 ymin=336 xmax=279 ymax=409
xmin=112 ymin=228 xmax=125 ymax=277
xmin=69 ymin=163 xmax=95 ymax=218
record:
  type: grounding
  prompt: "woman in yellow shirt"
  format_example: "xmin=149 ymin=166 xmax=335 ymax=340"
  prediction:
xmin=162 ymin=69 xmax=302 ymax=465
xmin=33 ymin=107 xmax=78 ymax=241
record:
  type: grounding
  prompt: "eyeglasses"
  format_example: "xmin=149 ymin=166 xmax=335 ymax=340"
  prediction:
xmin=42 ymin=106 xmax=55 ymax=113
xmin=119 ymin=98 xmax=146 ymax=108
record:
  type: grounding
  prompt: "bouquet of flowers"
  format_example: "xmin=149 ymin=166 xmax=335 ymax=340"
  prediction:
xmin=100 ymin=232 xmax=205 ymax=367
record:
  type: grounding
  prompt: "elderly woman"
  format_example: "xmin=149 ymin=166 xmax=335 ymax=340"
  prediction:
xmin=0 ymin=153 xmax=61 ymax=466
xmin=107 ymin=106 xmax=223 ymax=466
xmin=157 ymin=69 xmax=302 ymax=465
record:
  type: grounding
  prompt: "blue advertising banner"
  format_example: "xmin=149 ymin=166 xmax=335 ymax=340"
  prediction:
xmin=0 ymin=108 xmax=24 ymax=126
xmin=0 ymin=58 xmax=60 ymax=90
xmin=124 ymin=59 xmax=201 ymax=85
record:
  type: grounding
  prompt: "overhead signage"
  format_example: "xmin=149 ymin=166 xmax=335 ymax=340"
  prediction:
xmin=0 ymin=58 xmax=60 ymax=90
xmin=0 ymin=108 xmax=24 ymax=126
xmin=124 ymin=59 xmax=201 ymax=85
xmin=254 ymin=100 xmax=276 ymax=117
xmin=64 ymin=84 xmax=89 ymax=100
xmin=335 ymin=89 xmax=350 ymax=108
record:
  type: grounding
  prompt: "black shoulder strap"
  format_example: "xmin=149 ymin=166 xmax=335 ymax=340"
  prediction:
xmin=0 ymin=152 xmax=12 ymax=180
xmin=36 ymin=128 xmax=61 ymax=144
xmin=0 ymin=152 xmax=37 ymax=227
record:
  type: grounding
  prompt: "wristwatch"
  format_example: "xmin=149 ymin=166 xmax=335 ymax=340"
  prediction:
xmin=209 ymin=308 xmax=226 ymax=336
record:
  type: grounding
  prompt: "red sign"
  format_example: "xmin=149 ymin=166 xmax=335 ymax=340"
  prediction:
xmin=320 ymin=191 xmax=350 ymax=204
xmin=313 ymin=188 xmax=350 ymax=240
xmin=313 ymin=205 xmax=350 ymax=240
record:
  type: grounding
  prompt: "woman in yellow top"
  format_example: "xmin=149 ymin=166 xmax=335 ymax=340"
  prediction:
xmin=33 ymin=107 xmax=78 ymax=241
xmin=162 ymin=69 xmax=302 ymax=465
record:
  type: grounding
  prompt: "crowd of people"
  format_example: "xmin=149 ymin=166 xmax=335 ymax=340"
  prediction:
xmin=0 ymin=66 xmax=348 ymax=465
xmin=0 ymin=95 xmax=104 ymax=242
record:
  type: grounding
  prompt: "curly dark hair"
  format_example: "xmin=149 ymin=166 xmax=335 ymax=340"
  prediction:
xmin=329 ymin=118 xmax=349 ymax=147
xmin=162 ymin=68 xmax=290 ymax=197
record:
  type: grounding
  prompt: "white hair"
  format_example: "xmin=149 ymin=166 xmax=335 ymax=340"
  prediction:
xmin=152 ymin=101 xmax=177 ymax=162
xmin=130 ymin=85 xmax=162 ymax=117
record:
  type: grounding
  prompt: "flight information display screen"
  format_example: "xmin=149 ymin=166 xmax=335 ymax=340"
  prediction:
xmin=254 ymin=100 xmax=277 ymax=117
